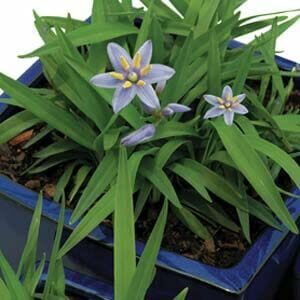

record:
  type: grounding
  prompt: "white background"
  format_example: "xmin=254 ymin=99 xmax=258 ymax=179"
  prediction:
xmin=0 ymin=0 xmax=299 ymax=79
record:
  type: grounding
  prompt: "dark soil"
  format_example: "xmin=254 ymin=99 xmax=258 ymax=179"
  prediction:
xmin=135 ymin=202 xmax=268 ymax=268
xmin=0 ymin=125 xmax=60 ymax=199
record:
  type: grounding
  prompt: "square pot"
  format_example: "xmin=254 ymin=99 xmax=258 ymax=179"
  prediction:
xmin=0 ymin=43 xmax=299 ymax=300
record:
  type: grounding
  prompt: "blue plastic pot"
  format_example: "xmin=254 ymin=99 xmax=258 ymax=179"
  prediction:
xmin=38 ymin=262 xmax=113 ymax=299
xmin=0 ymin=43 xmax=299 ymax=300
xmin=294 ymin=250 xmax=300 ymax=300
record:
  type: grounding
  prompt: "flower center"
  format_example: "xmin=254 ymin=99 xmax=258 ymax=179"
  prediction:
xmin=128 ymin=72 xmax=139 ymax=83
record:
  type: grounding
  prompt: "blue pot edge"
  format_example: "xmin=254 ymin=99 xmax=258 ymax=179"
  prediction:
xmin=39 ymin=262 xmax=113 ymax=299
xmin=0 ymin=40 xmax=299 ymax=294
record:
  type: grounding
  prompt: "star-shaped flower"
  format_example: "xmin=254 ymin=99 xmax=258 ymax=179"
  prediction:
xmin=203 ymin=86 xmax=248 ymax=126
xmin=90 ymin=40 xmax=175 ymax=113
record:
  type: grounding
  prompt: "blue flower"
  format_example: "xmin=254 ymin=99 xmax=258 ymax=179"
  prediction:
xmin=203 ymin=86 xmax=248 ymax=126
xmin=121 ymin=124 xmax=156 ymax=147
xmin=90 ymin=40 xmax=175 ymax=113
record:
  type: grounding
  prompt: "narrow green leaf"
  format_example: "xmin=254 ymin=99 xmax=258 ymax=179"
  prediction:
xmin=70 ymin=151 xmax=118 ymax=223
xmin=172 ymin=206 xmax=212 ymax=240
xmin=114 ymin=147 xmax=136 ymax=300
xmin=248 ymin=136 xmax=300 ymax=187
xmin=212 ymin=120 xmax=298 ymax=233
xmin=0 ymin=252 xmax=30 ymax=300
xmin=174 ymin=288 xmax=189 ymax=300
xmin=21 ymin=21 xmax=138 ymax=58
xmin=126 ymin=201 xmax=168 ymax=300
xmin=0 ymin=73 xmax=97 ymax=150
xmin=140 ymin=158 xmax=182 ymax=208
xmin=0 ymin=111 xmax=40 ymax=145
xmin=58 ymin=189 xmax=114 ymax=258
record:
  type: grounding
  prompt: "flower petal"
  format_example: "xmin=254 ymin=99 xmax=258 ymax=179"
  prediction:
xmin=136 ymin=40 xmax=153 ymax=67
xmin=224 ymin=111 xmax=235 ymax=126
xmin=90 ymin=73 xmax=122 ymax=88
xmin=231 ymin=104 xmax=248 ymax=115
xmin=204 ymin=107 xmax=225 ymax=119
xmin=162 ymin=103 xmax=191 ymax=116
xmin=203 ymin=95 xmax=219 ymax=105
xmin=236 ymin=94 xmax=246 ymax=103
xmin=112 ymin=86 xmax=136 ymax=113
xmin=143 ymin=64 xmax=175 ymax=84
xmin=107 ymin=43 xmax=132 ymax=72
xmin=136 ymin=84 xmax=161 ymax=110
xmin=121 ymin=124 xmax=156 ymax=146
xmin=222 ymin=85 xmax=233 ymax=100
xmin=156 ymin=80 xmax=167 ymax=94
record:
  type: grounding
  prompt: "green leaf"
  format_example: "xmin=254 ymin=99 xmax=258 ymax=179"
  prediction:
xmin=126 ymin=200 xmax=168 ymax=300
xmin=172 ymin=206 xmax=212 ymax=240
xmin=23 ymin=126 xmax=53 ymax=149
xmin=155 ymin=139 xmax=189 ymax=168
xmin=208 ymin=28 xmax=221 ymax=95
xmin=134 ymin=1 xmax=153 ymax=52
xmin=43 ymin=197 xmax=65 ymax=299
xmin=33 ymin=140 xmax=81 ymax=159
xmin=57 ymin=189 xmax=114 ymax=258
xmin=0 ymin=111 xmax=40 ymax=145
xmin=68 ymin=165 xmax=92 ymax=203
xmin=0 ymin=279 xmax=11 ymax=300
xmin=248 ymin=136 xmax=300 ymax=187
xmin=21 ymin=20 xmax=138 ymax=58
xmin=0 ymin=73 xmax=97 ymax=150
xmin=140 ymin=158 xmax=182 ymax=208
xmin=212 ymin=119 xmax=298 ymax=233
xmin=170 ymin=163 xmax=212 ymax=203
xmin=154 ymin=121 xmax=198 ymax=140
xmin=71 ymin=151 xmax=118 ymax=223
xmin=17 ymin=193 xmax=43 ymax=278
xmin=174 ymin=288 xmax=189 ymax=300
xmin=41 ymin=16 xmax=86 ymax=30
xmin=54 ymin=162 xmax=80 ymax=202
xmin=0 ymin=252 xmax=30 ymax=300
xmin=114 ymin=147 xmax=136 ymax=300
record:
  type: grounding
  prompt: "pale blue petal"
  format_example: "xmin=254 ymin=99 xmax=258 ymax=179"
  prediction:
xmin=143 ymin=64 xmax=175 ymax=84
xmin=121 ymin=124 xmax=156 ymax=146
xmin=90 ymin=73 xmax=122 ymax=88
xmin=136 ymin=40 xmax=153 ymax=67
xmin=156 ymin=80 xmax=167 ymax=94
xmin=204 ymin=107 xmax=225 ymax=119
xmin=136 ymin=84 xmax=161 ymax=110
xmin=224 ymin=111 xmax=235 ymax=126
xmin=112 ymin=86 xmax=136 ymax=113
xmin=203 ymin=95 xmax=219 ymax=106
xmin=162 ymin=103 xmax=191 ymax=116
xmin=222 ymin=85 xmax=233 ymax=100
xmin=236 ymin=94 xmax=246 ymax=103
xmin=107 ymin=43 xmax=132 ymax=72
xmin=232 ymin=104 xmax=248 ymax=115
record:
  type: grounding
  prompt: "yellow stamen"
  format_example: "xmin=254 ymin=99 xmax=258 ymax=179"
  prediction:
xmin=225 ymin=94 xmax=231 ymax=101
xmin=140 ymin=65 xmax=152 ymax=77
xmin=219 ymin=105 xmax=226 ymax=109
xmin=133 ymin=52 xmax=142 ymax=69
xmin=137 ymin=80 xmax=146 ymax=87
xmin=232 ymin=96 xmax=239 ymax=102
xmin=123 ymin=81 xmax=133 ymax=89
xmin=110 ymin=72 xmax=125 ymax=81
xmin=217 ymin=97 xmax=224 ymax=104
xmin=120 ymin=56 xmax=130 ymax=71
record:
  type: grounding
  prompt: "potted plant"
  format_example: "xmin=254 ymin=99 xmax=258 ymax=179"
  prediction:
xmin=0 ymin=0 xmax=299 ymax=299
